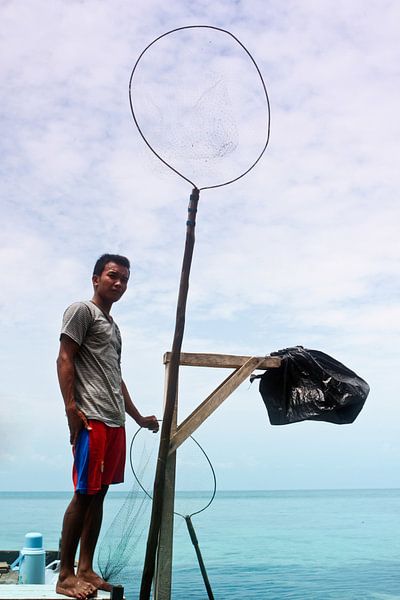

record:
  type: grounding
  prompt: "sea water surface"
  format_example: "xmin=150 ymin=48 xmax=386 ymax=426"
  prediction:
xmin=0 ymin=489 xmax=399 ymax=599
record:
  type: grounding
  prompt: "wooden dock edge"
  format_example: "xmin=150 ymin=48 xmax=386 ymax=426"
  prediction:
xmin=0 ymin=585 xmax=116 ymax=599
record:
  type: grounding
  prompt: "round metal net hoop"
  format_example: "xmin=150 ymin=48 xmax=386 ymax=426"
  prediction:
xmin=129 ymin=25 xmax=270 ymax=191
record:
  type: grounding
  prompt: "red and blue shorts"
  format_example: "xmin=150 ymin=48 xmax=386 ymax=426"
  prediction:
xmin=73 ymin=420 xmax=126 ymax=495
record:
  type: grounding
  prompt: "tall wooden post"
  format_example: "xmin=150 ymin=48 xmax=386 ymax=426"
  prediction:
xmin=140 ymin=188 xmax=200 ymax=599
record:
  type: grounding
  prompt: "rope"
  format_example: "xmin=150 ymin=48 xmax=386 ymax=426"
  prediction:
xmin=130 ymin=424 xmax=217 ymax=598
xmin=129 ymin=423 xmax=217 ymax=519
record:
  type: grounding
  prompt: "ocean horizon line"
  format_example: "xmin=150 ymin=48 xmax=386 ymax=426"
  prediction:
xmin=1 ymin=486 xmax=399 ymax=494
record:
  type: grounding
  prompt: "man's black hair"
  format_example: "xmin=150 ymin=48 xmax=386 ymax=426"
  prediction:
xmin=93 ymin=254 xmax=130 ymax=276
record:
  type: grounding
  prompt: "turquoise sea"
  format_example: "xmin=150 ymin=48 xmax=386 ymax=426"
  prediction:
xmin=0 ymin=489 xmax=399 ymax=599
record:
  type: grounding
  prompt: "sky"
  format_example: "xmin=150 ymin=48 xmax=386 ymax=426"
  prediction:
xmin=0 ymin=0 xmax=399 ymax=493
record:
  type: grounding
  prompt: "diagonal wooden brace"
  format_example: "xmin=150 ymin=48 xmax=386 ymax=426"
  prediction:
xmin=169 ymin=356 xmax=266 ymax=455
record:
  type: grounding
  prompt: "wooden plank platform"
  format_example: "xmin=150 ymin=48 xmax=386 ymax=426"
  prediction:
xmin=0 ymin=585 xmax=112 ymax=599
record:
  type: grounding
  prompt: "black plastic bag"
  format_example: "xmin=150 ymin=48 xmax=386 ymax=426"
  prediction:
xmin=256 ymin=346 xmax=369 ymax=425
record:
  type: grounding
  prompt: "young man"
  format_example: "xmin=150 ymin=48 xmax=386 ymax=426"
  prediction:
xmin=56 ymin=254 xmax=159 ymax=599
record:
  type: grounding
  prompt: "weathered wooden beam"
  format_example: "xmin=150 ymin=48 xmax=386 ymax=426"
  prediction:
xmin=169 ymin=356 xmax=267 ymax=454
xmin=163 ymin=352 xmax=281 ymax=370
xmin=140 ymin=189 xmax=200 ymax=599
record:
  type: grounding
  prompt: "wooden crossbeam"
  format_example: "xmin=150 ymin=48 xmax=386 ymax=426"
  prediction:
xmin=164 ymin=351 xmax=281 ymax=370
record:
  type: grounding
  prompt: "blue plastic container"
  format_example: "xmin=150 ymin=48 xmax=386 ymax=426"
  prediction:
xmin=18 ymin=532 xmax=46 ymax=584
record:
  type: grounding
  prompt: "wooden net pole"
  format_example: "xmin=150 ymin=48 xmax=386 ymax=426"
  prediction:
xmin=140 ymin=187 xmax=200 ymax=599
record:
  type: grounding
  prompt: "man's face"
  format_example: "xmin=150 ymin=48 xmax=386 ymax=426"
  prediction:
xmin=93 ymin=261 xmax=130 ymax=303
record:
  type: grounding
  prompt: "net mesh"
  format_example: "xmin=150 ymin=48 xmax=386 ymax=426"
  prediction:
xmin=97 ymin=487 xmax=150 ymax=583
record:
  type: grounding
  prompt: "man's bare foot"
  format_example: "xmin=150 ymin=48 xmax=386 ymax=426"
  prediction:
xmin=77 ymin=569 xmax=113 ymax=592
xmin=56 ymin=574 xmax=96 ymax=599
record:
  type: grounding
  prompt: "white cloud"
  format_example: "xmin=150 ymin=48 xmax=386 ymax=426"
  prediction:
xmin=1 ymin=0 xmax=399 ymax=491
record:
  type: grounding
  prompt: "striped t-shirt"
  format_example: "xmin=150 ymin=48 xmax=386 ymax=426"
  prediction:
xmin=60 ymin=301 xmax=125 ymax=427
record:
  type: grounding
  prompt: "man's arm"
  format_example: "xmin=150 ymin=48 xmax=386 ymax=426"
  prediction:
xmin=57 ymin=334 xmax=91 ymax=445
xmin=121 ymin=380 xmax=159 ymax=432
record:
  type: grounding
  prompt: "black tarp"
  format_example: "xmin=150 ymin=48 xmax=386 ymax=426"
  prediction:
xmin=255 ymin=346 xmax=369 ymax=425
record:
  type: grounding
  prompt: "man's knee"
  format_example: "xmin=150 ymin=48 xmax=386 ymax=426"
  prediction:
xmin=71 ymin=491 xmax=93 ymax=510
xmin=90 ymin=485 xmax=109 ymax=506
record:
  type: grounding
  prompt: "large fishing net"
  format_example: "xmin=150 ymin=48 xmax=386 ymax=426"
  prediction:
xmin=99 ymin=25 xmax=271 ymax=599
xmin=129 ymin=25 xmax=270 ymax=190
